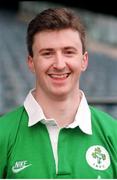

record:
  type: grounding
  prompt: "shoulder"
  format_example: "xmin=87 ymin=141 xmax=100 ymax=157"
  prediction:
xmin=0 ymin=106 xmax=25 ymax=124
xmin=90 ymin=105 xmax=117 ymax=131
xmin=90 ymin=106 xmax=116 ymax=122
xmin=0 ymin=106 xmax=26 ymax=135
xmin=0 ymin=106 xmax=28 ymax=152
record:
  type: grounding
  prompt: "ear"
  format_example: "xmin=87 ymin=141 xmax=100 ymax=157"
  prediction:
xmin=27 ymin=55 xmax=35 ymax=73
xmin=81 ymin=51 xmax=88 ymax=72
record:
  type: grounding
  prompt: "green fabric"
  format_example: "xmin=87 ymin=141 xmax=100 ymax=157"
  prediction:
xmin=0 ymin=106 xmax=117 ymax=179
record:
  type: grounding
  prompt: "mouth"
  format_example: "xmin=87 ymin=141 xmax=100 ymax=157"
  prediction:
xmin=48 ymin=73 xmax=71 ymax=79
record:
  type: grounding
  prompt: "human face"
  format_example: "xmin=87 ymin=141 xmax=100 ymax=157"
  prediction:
xmin=27 ymin=29 xmax=88 ymax=99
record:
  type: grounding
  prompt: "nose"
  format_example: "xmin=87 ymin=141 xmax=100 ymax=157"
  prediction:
xmin=53 ymin=53 xmax=66 ymax=70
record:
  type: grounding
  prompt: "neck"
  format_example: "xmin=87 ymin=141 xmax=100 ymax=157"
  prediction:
xmin=33 ymin=89 xmax=82 ymax=128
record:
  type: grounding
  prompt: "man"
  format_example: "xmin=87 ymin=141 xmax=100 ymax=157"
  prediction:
xmin=0 ymin=8 xmax=117 ymax=179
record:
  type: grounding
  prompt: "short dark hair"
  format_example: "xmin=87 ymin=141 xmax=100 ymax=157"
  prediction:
xmin=27 ymin=8 xmax=86 ymax=57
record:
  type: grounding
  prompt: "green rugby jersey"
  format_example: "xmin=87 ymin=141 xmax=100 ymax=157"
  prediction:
xmin=0 ymin=106 xmax=117 ymax=179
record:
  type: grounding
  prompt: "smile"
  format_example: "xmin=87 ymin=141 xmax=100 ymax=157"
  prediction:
xmin=48 ymin=73 xmax=70 ymax=79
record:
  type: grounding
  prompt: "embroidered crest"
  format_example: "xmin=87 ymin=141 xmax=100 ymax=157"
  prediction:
xmin=86 ymin=145 xmax=110 ymax=170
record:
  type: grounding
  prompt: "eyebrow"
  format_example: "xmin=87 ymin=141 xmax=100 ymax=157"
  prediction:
xmin=39 ymin=48 xmax=54 ymax=53
xmin=63 ymin=46 xmax=78 ymax=51
xmin=38 ymin=46 xmax=78 ymax=53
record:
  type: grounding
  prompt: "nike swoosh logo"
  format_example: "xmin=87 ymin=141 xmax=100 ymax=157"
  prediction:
xmin=12 ymin=164 xmax=32 ymax=173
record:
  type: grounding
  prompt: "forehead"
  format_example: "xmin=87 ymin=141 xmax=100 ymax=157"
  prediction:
xmin=33 ymin=29 xmax=82 ymax=49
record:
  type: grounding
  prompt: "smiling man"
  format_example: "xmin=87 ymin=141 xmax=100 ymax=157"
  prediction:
xmin=0 ymin=8 xmax=117 ymax=179
xmin=27 ymin=28 xmax=88 ymax=127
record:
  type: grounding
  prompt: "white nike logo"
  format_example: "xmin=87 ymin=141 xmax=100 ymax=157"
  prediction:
xmin=12 ymin=161 xmax=32 ymax=173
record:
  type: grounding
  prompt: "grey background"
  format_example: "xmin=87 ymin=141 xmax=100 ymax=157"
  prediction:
xmin=0 ymin=2 xmax=117 ymax=119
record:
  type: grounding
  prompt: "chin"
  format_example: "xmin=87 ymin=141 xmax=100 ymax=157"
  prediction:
xmin=51 ymin=89 xmax=71 ymax=98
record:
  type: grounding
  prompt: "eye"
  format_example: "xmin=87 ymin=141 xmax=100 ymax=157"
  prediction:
xmin=41 ymin=51 xmax=54 ymax=58
xmin=64 ymin=50 xmax=76 ymax=56
xmin=43 ymin=52 xmax=51 ymax=56
xmin=66 ymin=50 xmax=74 ymax=54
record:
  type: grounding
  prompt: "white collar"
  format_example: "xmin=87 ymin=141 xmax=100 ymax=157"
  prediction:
xmin=24 ymin=89 xmax=92 ymax=135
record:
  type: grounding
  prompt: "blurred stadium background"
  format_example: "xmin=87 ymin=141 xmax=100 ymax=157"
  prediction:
xmin=0 ymin=1 xmax=117 ymax=119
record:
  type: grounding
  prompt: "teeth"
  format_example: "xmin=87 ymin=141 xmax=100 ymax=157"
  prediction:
xmin=49 ymin=74 xmax=69 ymax=78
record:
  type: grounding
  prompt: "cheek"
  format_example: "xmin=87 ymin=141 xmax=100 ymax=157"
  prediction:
xmin=68 ymin=60 xmax=82 ymax=71
xmin=34 ymin=62 xmax=49 ymax=75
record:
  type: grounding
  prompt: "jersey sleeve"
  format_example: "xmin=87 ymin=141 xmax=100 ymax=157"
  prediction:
xmin=0 ymin=106 xmax=24 ymax=178
xmin=0 ymin=118 xmax=9 ymax=178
